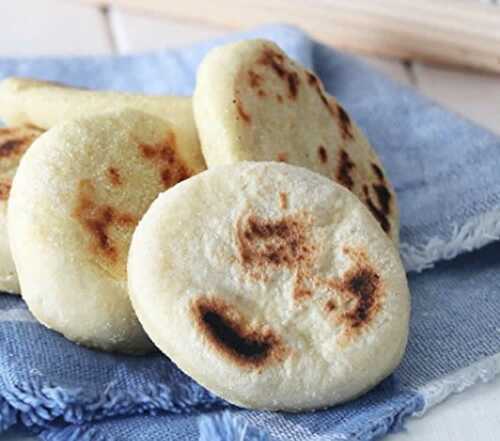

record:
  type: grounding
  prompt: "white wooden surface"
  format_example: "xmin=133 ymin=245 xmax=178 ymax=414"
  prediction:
xmin=0 ymin=1 xmax=499 ymax=440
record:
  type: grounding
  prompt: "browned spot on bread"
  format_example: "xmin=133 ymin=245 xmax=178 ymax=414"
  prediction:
xmin=0 ymin=180 xmax=11 ymax=200
xmin=233 ymin=98 xmax=251 ymax=124
xmin=293 ymin=269 xmax=313 ymax=301
xmin=248 ymin=70 xmax=263 ymax=88
xmin=0 ymin=127 xmax=42 ymax=161
xmin=363 ymin=185 xmax=390 ymax=233
xmin=306 ymin=71 xmax=318 ymax=86
xmin=73 ymin=180 xmax=138 ymax=266
xmin=371 ymin=163 xmax=384 ymax=181
xmin=307 ymin=72 xmax=333 ymax=115
xmin=192 ymin=296 xmax=286 ymax=369
xmin=325 ymin=247 xmax=384 ymax=336
xmin=259 ymin=48 xmax=286 ymax=78
xmin=287 ymin=72 xmax=300 ymax=99
xmin=362 ymin=165 xmax=392 ymax=235
xmin=236 ymin=213 xmax=314 ymax=271
xmin=236 ymin=212 xmax=316 ymax=304
xmin=138 ymin=132 xmax=192 ymax=189
xmin=279 ymin=192 xmax=288 ymax=209
xmin=340 ymin=248 xmax=383 ymax=330
xmin=0 ymin=140 xmax=23 ymax=158
xmin=259 ymin=48 xmax=300 ymax=100
xmin=324 ymin=299 xmax=336 ymax=313
xmin=107 ymin=167 xmax=122 ymax=186
xmin=336 ymin=104 xmax=354 ymax=140
xmin=276 ymin=152 xmax=288 ymax=162
xmin=373 ymin=183 xmax=391 ymax=215
xmin=318 ymin=145 xmax=328 ymax=163
xmin=257 ymin=89 xmax=266 ymax=97
xmin=336 ymin=150 xmax=355 ymax=190
xmin=294 ymin=286 xmax=312 ymax=301
xmin=276 ymin=94 xmax=283 ymax=103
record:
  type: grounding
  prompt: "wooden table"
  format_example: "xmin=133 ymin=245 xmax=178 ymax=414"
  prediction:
xmin=1 ymin=1 xmax=499 ymax=440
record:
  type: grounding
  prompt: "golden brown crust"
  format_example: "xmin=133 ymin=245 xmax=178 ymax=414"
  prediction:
xmin=336 ymin=150 xmax=356 ymax=191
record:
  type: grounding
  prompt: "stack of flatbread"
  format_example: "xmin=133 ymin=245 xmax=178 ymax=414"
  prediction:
xmin=0 ymin=40 xmax=409 ymax=411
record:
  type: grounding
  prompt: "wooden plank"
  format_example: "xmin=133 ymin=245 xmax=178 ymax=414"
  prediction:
xmin=109 ymin=8 xmax=227 ymax=53
xmin=414 ymin=63 xmax=500 ymax=134
xmin=0 ymin=0 xmax=112 ymax=55
xmin=79 ymin=0 xmax=500 ymax=73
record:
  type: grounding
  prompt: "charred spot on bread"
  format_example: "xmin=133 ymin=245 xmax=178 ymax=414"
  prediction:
xmin=343 ymin=267 xmax=381 ymax=328
xmin=325 ymin=248 xmax=384 ymax=336
xmin=233 ymin=98 xmax=252 ymax=123
xmin=306 ymin=71 xmax=333 ymax=114
xmin=107 ymin=167 xmax=122 ymax=186
xmin=258 ymin=48 xmax=286 ymax=78
xmin=138 ymin=132 xmax=192 ymax=189
xmin=287 ymin=72 xmax=300 ymax=99
xmin=371 ymin=163 xmax=385 ymax=181
xmin=192 ymin=296 xmax=285 ymax=368
xmin=363 ymin=185 xmax=390 ymax=233
xmin=362 ymin=163 xmax=393 ymax=235
xmin=248 ymin=70 xmax=263 ymax=88
xmin=258 ymin=47 xmax=300 ymax=100
xmin=0 ymin=127 xmax=41 ymax=158
xmin=336 ymin=150 xmax=355 ymax=190
xmin=318 ymin=145 xmax=328 ymax=164
xmin=336 ymin=104 xmax=354 ymax=140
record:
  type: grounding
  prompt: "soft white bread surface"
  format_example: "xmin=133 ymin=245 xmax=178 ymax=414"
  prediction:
xmin=128 ymin=161 xmax=410 ymax=410
xmin=0 ymin=126 xmax=43 ymax=294
xmin=194 ymin=39 xmax=399 ymax=243
xmin=0 ymin=77 xmax=205 ymax=173
xmin=8 ymin=109 xmax=204 ymax=353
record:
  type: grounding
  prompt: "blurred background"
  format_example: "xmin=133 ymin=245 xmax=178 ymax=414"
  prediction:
xmin=1 ymin=0 xmax=499 ymax=136
xmin=0 ymin=1 xmax=499 ymax=440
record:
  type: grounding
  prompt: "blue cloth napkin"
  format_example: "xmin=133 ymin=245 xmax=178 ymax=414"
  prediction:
xmin=0 ymin=25 xmax=499 ymax=441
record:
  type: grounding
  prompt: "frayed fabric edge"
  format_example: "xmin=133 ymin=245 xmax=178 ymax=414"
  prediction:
xmin=416 ymin=353 xmax=500 ymax=417
xmin=198 ymin=395 xmax=425 ymax=441
xmin=0 ymin=396 xmax=17 ymax=432
xmin=0 ymin=378 xmax=227 ymax=435
xmin=400 ymin=209 xmax=500 ymax=273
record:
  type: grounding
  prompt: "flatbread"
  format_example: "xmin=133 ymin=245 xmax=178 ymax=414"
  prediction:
xmin=0 ymin=126 xmax=43 ymax=294
xmin=0 ymin=77 xmax=205 ymax=173
xmin=128 ymin=161 xmax=410 ymax=410
xmin=194 ymin=39 xmax=399 ymax=243
xmin=8 ymin=109 xmax=205 ymax=353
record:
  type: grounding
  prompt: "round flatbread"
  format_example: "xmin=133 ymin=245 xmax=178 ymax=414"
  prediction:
xmin=0 ymin=77 xmax=205 ymax=173
xmin=128 ymin=162 xmax=410 ymax=410
xmin=8 ymin=109 xmax=205 ymax=353
xmin=0 ymin=126 xmax=43 ymax=294
xmin=194 ymin=39 xmax=399 ymax=243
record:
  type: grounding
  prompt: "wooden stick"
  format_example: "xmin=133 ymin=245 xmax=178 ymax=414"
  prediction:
xmin=82 ymin=0 xmax=500 ymax=73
